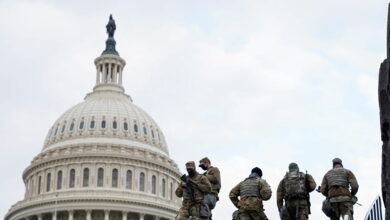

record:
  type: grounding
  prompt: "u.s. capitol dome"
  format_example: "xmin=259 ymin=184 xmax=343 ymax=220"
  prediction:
xmin=5 ymin=16 xmax=181 ymax=220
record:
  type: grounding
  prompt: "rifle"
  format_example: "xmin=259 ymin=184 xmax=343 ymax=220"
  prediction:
xmin=180 ymin=174 xmax=196 ymax=202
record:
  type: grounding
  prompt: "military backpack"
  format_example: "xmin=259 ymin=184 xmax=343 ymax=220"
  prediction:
xmin=284 ymin=171 xmax=307 ymax=199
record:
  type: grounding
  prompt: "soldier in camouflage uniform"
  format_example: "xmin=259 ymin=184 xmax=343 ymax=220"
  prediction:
xmin=176 ymin=161 xmax=212 ymax=220
xmin=229 ymin=167 xmax=272 ymax=220
xmin=276 ymin=163 xmax=317 ymax=220
xmin=199 ymin=157 xmax=221 ymax=216
xmin=320 ymin=158 xmax=359 ymax=220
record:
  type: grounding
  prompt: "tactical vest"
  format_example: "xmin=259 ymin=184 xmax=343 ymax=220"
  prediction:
xmin=183 ymin=187 xmax=191 ymax=200
xmin=240 ymin=177 xmax=260 ymax=198
xmin=284 ymin=171 xmax=307 ymax=199
xmin=327 ymin=167 xmax=349 ymax=188
xmin=182 ymin=174 xmax=201 ymax=200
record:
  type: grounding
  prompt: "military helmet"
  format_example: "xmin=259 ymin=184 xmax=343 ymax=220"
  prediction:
xmin=288 ymin=162 xmax=299 ymax=172
xmin=332 ymin=158 xmax=343 ymax=166
xmin=251 ymin=167 xmax=262 ymax=177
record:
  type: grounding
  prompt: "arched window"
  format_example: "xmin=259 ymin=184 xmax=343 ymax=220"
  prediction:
xmin=79 ymin=121 xmax=85 ymax=130
xmin=54 ymin=127 xmax=58 ymax=136
xmin=139 ymin=172 xmax=145 ymax=192
xmin=143 ymin=127 xmax=147 ymax=135
xmin=162 ymin=178 xmax=166 ymax=197
xmin=126 ymin=170 xmax=132 ymax=189
xmin=69 ymin=169 xmax=75 ymax=188
xmin=90 ymin=120 xmax=95 ymax=129
xmin=97 ymin=168 xmax=104 ymax=187
xmin=46 ymin=173 xmax=51 ymax=192
xmin=57 ymin=171 xmax=62 ymax=190
xmin=61 ymin=124 xmax=65 ymax=133
xmin=151 ymin=175 xmax=156 ymax=194
xmin=113 ymin=121 xmax=117 ymax=129
xmin=70 ymin=122 xmax=74 ymax=131
xmin=151 ymin=129 xmax=155 ymax=138
xmin=134 ymin=124 xmax=138 ymax=133
xmin=38 ymin=176 xmax=42 ymax=194
xmin=124 ymin=122 xmax=128 ymax=131
xmin=170 ymin=182 xmax=173 ymax=200
xmin=83 ymin=168 xmax=89 ymax=187
xmin=112 ymin=169 xmax=118 ymax=187
xmin=101 ymin=120 xmax=106 ymax=129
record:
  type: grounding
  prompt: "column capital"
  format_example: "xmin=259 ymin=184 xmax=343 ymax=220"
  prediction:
xmin=68 ymin=210 xmax=74 ymax=214
xmin=86 ymin=209 xmax=92 ymax=214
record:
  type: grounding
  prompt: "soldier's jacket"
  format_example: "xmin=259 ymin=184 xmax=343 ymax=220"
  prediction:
xmin=320 ymin=164 xmax=359 ymax=200
xmin=276 ymin=172 xmax=316 ymax=210
xmin=229 ymin=175 xmax=272 ymax=212
xmin=176 ymin=171 xmax=211 ymax=205
xmin=203 ymin=166 xmax=221 ymax=195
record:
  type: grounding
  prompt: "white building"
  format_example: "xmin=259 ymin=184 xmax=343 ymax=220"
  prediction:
xmin=5 ymin=16 xmax=181 ymax=220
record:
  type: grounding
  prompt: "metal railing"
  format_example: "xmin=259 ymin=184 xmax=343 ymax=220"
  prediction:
xmin=364 ymin=196 xmax=383 ymax=220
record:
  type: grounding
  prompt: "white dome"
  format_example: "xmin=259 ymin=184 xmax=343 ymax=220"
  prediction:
xmin=6 ymin=21 xmax=181 ymax=220
xmin=43 ymin=89 xmax=169 ymax=156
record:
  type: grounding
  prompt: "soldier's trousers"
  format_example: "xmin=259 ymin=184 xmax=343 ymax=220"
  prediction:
xmin=238 ymin=210 xmax=268 ymax=220
xmin=330 ymin=202 xmax=353 ymax=220
xmin=286 ymin=198 xmax=309 ymax=220
xmin=176 ymin=203 xmax=209 ymax=220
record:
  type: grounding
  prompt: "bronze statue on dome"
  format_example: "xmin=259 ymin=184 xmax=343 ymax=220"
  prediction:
xmin=106 ymin=14 xmax=116 ymax=38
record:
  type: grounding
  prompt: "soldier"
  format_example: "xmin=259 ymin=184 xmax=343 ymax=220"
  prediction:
xmin=229 ymin=167 xmax=272 ymax=220
xmin=199 ymin=157 xmax=221 ymax=215
xmin=176 ymin=161 xmax=212 ymax=220
xmin=320 ymin=158 xmax=359 ymax=220
xmin=276 ymin=163 xmax=317 ymax=220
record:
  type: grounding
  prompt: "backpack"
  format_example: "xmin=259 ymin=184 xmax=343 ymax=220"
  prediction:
xmin=284 ymin=171 xmax=307 ymax=199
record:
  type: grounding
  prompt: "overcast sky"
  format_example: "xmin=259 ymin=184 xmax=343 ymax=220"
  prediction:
xmin=0 ymin=0 xmax=388 ymax=219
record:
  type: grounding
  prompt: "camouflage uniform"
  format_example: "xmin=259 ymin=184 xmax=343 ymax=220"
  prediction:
xmin=199 ymin=157 xmax=221 ymax=211
xmin=276 ymin=163 xmax=317 ymax=220
xmin=320 ymin=158 xmax=359 ymax=220
xmin=176 ymin=161 xmax=212 ymax=220
xmin=229 ymin=167 xmax=272 ymax=220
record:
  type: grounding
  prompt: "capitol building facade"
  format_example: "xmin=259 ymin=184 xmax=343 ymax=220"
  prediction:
xmin=5 ymin=16 xmax=181 ymax=220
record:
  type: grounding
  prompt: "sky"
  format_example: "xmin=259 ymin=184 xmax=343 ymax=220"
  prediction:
xmin=0 ymin=0 xmax=387 ymax=219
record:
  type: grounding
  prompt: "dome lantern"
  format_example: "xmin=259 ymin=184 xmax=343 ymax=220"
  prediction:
xmin=93 ymin=15 xmax=126 ymax=93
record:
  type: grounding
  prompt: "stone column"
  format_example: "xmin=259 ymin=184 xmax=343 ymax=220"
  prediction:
xmin=102 ymin=63 xmax=106 ymax=83
xmin=108 ymin=63 xmax=113 ymax=82
xmin=52 ymin=212 xmax=57 ymax=220
xmin=122 ymin=211 xmax=127 ymax=220
xmin=139 ymin=213 xmax=144 ymax=220
xmin=96 ymin=66 xmax=101 ymax=84
xmin=37 ymin=214 xmax=42 ymax=220
xmin=118 ymin=67 xmax=123 ymax=85
xmin=68 ymin=210 xmax=74 ymax=220
xmin=86 ymin=210 xmax=92 ymax=220
xmin=113 ymin=64 xmax=117 ymax=83
xmin=104 ymin=210 xmax=110 ymax=220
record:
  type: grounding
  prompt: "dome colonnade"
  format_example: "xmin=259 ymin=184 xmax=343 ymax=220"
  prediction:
xmin=5 ymin=16 xmax=181 ymax=220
